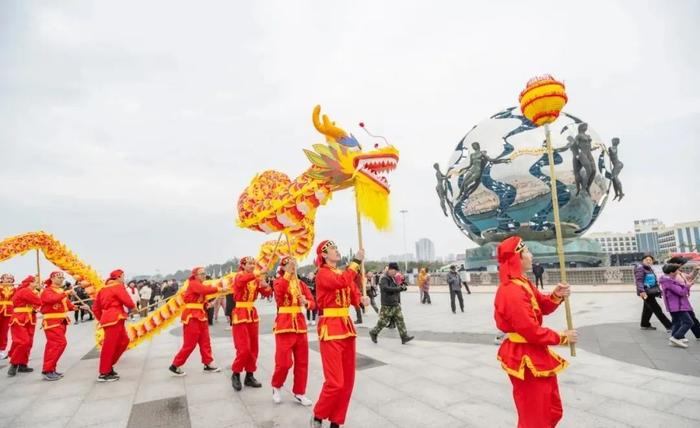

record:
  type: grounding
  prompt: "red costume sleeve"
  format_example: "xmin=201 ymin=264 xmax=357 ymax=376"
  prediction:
xmin=188 ymin=279 xmax=219 ymax=297
xmin=258 ymin=282 xmax=273 ymax=297
xmin=92 ymin=292 xmax=103 ymax=320
xmin=533 ymin=287 xmax=562 ymax=315
xmin=505 ymin=286 xmax=562 ymax=346
xmin=41 ymin=289 xmax=65 ymax=305
xmin=350 ymin=276 xmax=361 ymax=307
xmin=273 ymin=277 xmax=289 ymax=306
xmin=316 ymin=263 xmax=359 ymax=292
xmin=116 ymin=286 xmax=137 ymax=310
xmin=66 ymin=299 xmax=76 ymax=311
xmin=300 ymin=280 xmax=316 ymax=310
xmin=27 ymin=289 xmax=42 ymax=307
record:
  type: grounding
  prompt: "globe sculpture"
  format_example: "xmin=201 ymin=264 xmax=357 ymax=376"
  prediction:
xmin=435 ymin=107 xmax=618 ymax=268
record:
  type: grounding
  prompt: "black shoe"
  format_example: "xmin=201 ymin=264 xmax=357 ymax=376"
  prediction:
xmin=401 ymin=336 xmax=415 ymax=345
xmin=310 ymin=417 xmax=323 ymax=428
xmin=108 ymin=370 xmax=119 ymax=379
xmin=7 ymin=364 xmax=17 ymax=377
xmin=43 ymin=371 xmax=62 ymax=381
xmin=369 ymin=331 xmax=378 ymax=344
xmin=203 ymin=364 xmax=221 ymax=373
xmin=231 ymin=372 xmax=242 ymax=391
xmin=452 ymin=311 xmax=456 ymax=314
xmin=17 ymin=365 xmax=33 ymax=373
xmin=244 ymin=372 xmax=262 ymax=388
xmin=460 ymin=308 xmax=464 ymax=313
xmin=55 ymin=371 xmax=64 ymax=378
xmin=640 ymin=326 xmax=657 ymax=331
xmin=169 ymin=365 xmax=186 ymax=377
xmin=330 ymin=423 xmax=340 ymax=428
xmin=97 ymin=373 xmax=119 ymax=382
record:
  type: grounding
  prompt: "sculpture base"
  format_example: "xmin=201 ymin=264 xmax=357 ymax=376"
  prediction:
xmin=465 ymin=238 xmax=606 ymax=270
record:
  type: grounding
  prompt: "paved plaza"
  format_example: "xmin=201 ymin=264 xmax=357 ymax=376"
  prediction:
xmin=1 ymin=287 xmax=700 ymax=427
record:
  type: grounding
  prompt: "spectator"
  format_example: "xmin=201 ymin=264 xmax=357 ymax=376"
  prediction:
xmin=458 ymin=264 xmax=471 ymax=294
xmin=365 ymin=271 xmax=379 ymax=314
xmin=305 ymin=271 xmax=318 ymax=325
xmin=418 ymin=268 xmax=431 ymax=304
xmin=126 ymin=281 xmax=140 ymax=320
xmin=76 ymin=280 xmax=93 ymax=321
xmin=532 ymin=262 xmax=545 ymax=289
xmin=139 ymin=283 xmax=152 ymax=317
xmin=369 ymin=262 xmax=414 ymax=344
xmin=67 ymin=282 xmax=82 ymax=324
xmin=447 ymin=265 xmax=464 ymax=313
xmin=634 ymin=255 xmax=672 ymax=331
xmin=660 ymin=258 xmax=700 ymax=348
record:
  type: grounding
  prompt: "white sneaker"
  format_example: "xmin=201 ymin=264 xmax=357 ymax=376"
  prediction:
xmin=294 ymin=394 xmax=313 ymax=406
xmin=272 ymin=387 xmax=282 ymax=404
xmin=669 ymin=337 xmax=689 ymax=348
xmin=0 ymin=350 xmax=7 ymax=360
xmin=681 ymin=338 xmax=689 ymax=343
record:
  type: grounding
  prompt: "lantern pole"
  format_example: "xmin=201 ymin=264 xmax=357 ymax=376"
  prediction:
xmin=544 ymin=123 xmax=576 ymax=356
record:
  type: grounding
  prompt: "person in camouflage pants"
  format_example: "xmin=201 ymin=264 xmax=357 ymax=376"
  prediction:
xmin=369 ymin=263 xmax=414 ymax=345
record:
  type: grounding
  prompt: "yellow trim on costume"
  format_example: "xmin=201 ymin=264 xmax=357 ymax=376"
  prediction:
xmin=13 ymin=307 xmax=33 ymax=313
xmin=184 ymin=303 xmax=204 ymax=310
xmin=278 ymin=306 xmax=303 ymax=314
xmin=497 ymin=349 xmax=568 ymax=380
xmin=511 ymin=277 xmax=539 ymax=314
xmin=551 ymin=294 xmax=563 ymax=304
xmin=317 ymin=322 xmax=357 ymax=341
xmin=0 ymin=301 xmax=12 ymax=305
xmin=236 ymin=301 xmax=254 ymax=308
xmin=507 ymin=333 xmax=527 ymax=343
xmin=43 ymin=313 xmax=68 ymax=320
xmin=348 ymin=262 xmax=360 ymax=272
xmin=322 ymin=307 xmax=350 ymax=317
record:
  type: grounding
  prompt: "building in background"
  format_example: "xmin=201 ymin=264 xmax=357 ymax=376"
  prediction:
xmin=589 ymin=232 xmax=638 ymax=254
xmin=415 ymin=238 xmax=436 ymax=262
xmin=634 ymin=218 xmax=664 ymax=256
xmin=658 ymin=221 xmax=700 ymax=254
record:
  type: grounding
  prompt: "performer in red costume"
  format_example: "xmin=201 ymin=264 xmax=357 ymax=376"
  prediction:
xmin=230 ymin=256 xmax=272 ymax=391
xmin=7 ymin=275 xmax=41 ymax=377
xmin=311 ymin=240 xmax=369 ymax=428
xmin=271 ymin=256 xmax=315 ymax=406
xmin=40 ymin=271 xmax=76 ymax=381
xmin=0 ymin=273 xmax=15 ymax=360
xmin=494 ymin=236 xmax=577 ymax=428
xmin=92 ymin=269 xmax=136 ymax=382
xmin=170 ymin=267 xmax=222 ymax=376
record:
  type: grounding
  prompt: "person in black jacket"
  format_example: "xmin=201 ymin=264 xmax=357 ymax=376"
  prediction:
xmin=532 ymin=262 xmax=545 ymax=289
xmin=368 ymin=263 xmax=414 ymax=345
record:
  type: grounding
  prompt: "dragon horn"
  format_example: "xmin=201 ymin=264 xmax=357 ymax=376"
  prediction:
xmin=312 ymin=105 xmax=347 ymax=141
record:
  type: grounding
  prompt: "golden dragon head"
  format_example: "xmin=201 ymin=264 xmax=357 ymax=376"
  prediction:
xmin=303 ymin=105 xmax=399 ymax=229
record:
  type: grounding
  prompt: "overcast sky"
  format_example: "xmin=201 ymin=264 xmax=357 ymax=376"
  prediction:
xmin=1 ymin=1 xmax=699 ymax=278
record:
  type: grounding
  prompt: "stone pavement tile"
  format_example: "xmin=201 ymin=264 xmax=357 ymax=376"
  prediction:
xmin=665 ymin=398 xmax=700 ymax=421
xmin=353 ymin=376 xmax=408 ymax=407
xmin=591 ymin=399 xmax=698 ymax=428
xmin=0 ymin=417 xmax=14 ymax=428
xmin=558 ymin=372 xmax=597 ymax=388
xmin=245 ymin=402 xmax=312 ymax=427
xmin=570 ymin=364 xmax=653 ymax=387
xmin=394 ymin=376 xmax=466 ymax=409
xmin=558 ymin=386 xmax=609 ymax=411
xmin=134 ymin=377 xmax=187 ymax=404
xmin=85 ymin=378 xmax=139 ymax=401
xmin=643 ymin=378 xmax=700 ymax=401
xmin=185 ymin=376 xmax=236 ymax=406
xmin=12 ymin=395 xmax=83 ymax=425
xmin=425 ymin=354 xmax=478 ymax=371
xmin=188 ymin=398 xmax=253 ymax=428
xmin=343 ymin=403 xmax=400 ymax=428
xmin=379 ymin=396 xmax=462 ymax=427
xmin=452 ymin=377 xmax=513 ymax=411
xmin=68 ymin=395 xmax=133 ymax=427
xmin=0 ymin=378 xmax=45 ymax=399
xmin=558 ymin=405 xmax=632 ymax=428
xmin=42 ymin=376 xmax=95 ymax=398
xmin=365 ymin=364 xmax=422 ymax=386
xmin=13 ymin=417 xmax=73 ymax=428
xmin=446 ymin=400 xmax=516 ymax=427
xmin=587 ymin=380 xmax=683 ymax=410
xmin=420 ymin=366 xmax=474 ymax=386
xmin=0 ymin=395 xmax=34 ymax=419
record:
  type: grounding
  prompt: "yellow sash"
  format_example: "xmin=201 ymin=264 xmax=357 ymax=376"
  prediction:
xmin=278 ymin=306 xmax=302 ymax=314
xmin=323 ymin=307 xmax=349 ymax=317
xmin=13 ymin=307 xmax=32 ymax=313
xmin=43 ymin=313 xmax=68 ymax=320
xmin=184 ymin=303 xmax=204 ymax=310
xmin=507 ymin=332 xmax=527 ymax=343
xmin=236 ymin=301 xmax=254 ymax=309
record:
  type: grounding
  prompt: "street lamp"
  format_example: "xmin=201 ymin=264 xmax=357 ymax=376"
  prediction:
xmin=400 ymin=209 xmax=408 ymax=272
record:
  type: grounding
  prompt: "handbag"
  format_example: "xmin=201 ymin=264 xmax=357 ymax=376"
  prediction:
xmin=643 ymin=273 xmax=661 ymax=296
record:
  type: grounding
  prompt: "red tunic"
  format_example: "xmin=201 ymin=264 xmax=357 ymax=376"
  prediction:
xmin=231 ymin=272 xmax=272 ymax=325
xmin=273 ymin=273 xmax=316 ymax=334
xmin=10 ymin=284 xmax=42 ymax=326
xmin=40 ymin=287 xmax=76 ymax=330
xmin=494 ymin=276 xmax=567 ymax=379
xmin=180 ymin=278 xmax=219 ymax=324
xmin=92 ymin=280 xmax=136 ymax=328
xmin=315 ymin=262 xmax=361 ymax=341
xmin=0 ymin=285 xmax=14 ymax=317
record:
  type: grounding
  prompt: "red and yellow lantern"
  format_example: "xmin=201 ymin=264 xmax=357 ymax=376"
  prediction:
xmin=519 ymin=75 xmax=567 ymax=126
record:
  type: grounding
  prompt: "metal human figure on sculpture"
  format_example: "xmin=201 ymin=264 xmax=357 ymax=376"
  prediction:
xmin=451 ymin=142 xmax=510 ymax=201
xmin=608 ymin=138 xmax=625 ymax=201
xmin=565 ymin=123 xmax=596 ymax=195
xmin=433 ymin=163 xmax=450 ymax=217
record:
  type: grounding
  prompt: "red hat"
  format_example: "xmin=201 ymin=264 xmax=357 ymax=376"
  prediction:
xmin=44 ymin=271 xmax=63 ymax=287
xmin=109 ymin=269 xmax=124 ymax=280
xmin=238 ymin=257 xmax=255 ymax=271
xmin=20 ymin=275 xmax=35 ymax=288
xmin=189 ymin=267 xmax=204 ymax=280
xmin=497 ymin=236 xmax=526 ymax=285
xmin=277 ymin=256 xmax=293 ymax=277
xmin=315 ymin=240 xmax=336 ymax=267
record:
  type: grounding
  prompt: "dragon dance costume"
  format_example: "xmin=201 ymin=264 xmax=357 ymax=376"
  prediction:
xmin=40 ymin=271 xmax=75 ymax=377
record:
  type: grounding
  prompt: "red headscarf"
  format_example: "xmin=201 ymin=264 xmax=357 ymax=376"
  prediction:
xmin=315 ymin=240 xmax=336 ymax=267
xmin=277 ymin=256 xmax=292 ymax=277
xmin=20 ymin=275 xmax=35 ymax=288
xmin=497 ymin=236 xmax=526 ymax=285
xmin=189 ymin=267 xmax=204 ymax=280
xmin=108 ymin=269 xmax=124 ymax=282
xmin=238 ymin=257 xmax=255 ymax=272
xmin=44 ymin=271 xmax=62 ymax=287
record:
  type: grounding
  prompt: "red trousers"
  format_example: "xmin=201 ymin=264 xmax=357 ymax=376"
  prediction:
xmin=0 ymin=315 xmax=10 ymax=351
xmin=42 ymin=324 xmax=67 ymax=372
xmin=509 ymin=369 xmax=563 ymax=428
xmin=9 ymin=322 xmax=36 ymax=366
xmin=172 ymin=319 xmax=213 ymax=367
xmin=271 ymin=332 xmax=309 ymax=395
xmin=99 ymin=320 xmax=130 ymax=375
xmin=232 ymin=322 xmax=259 ymax=373
xmin=313 ymin=337 xmax=356 ymax=425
